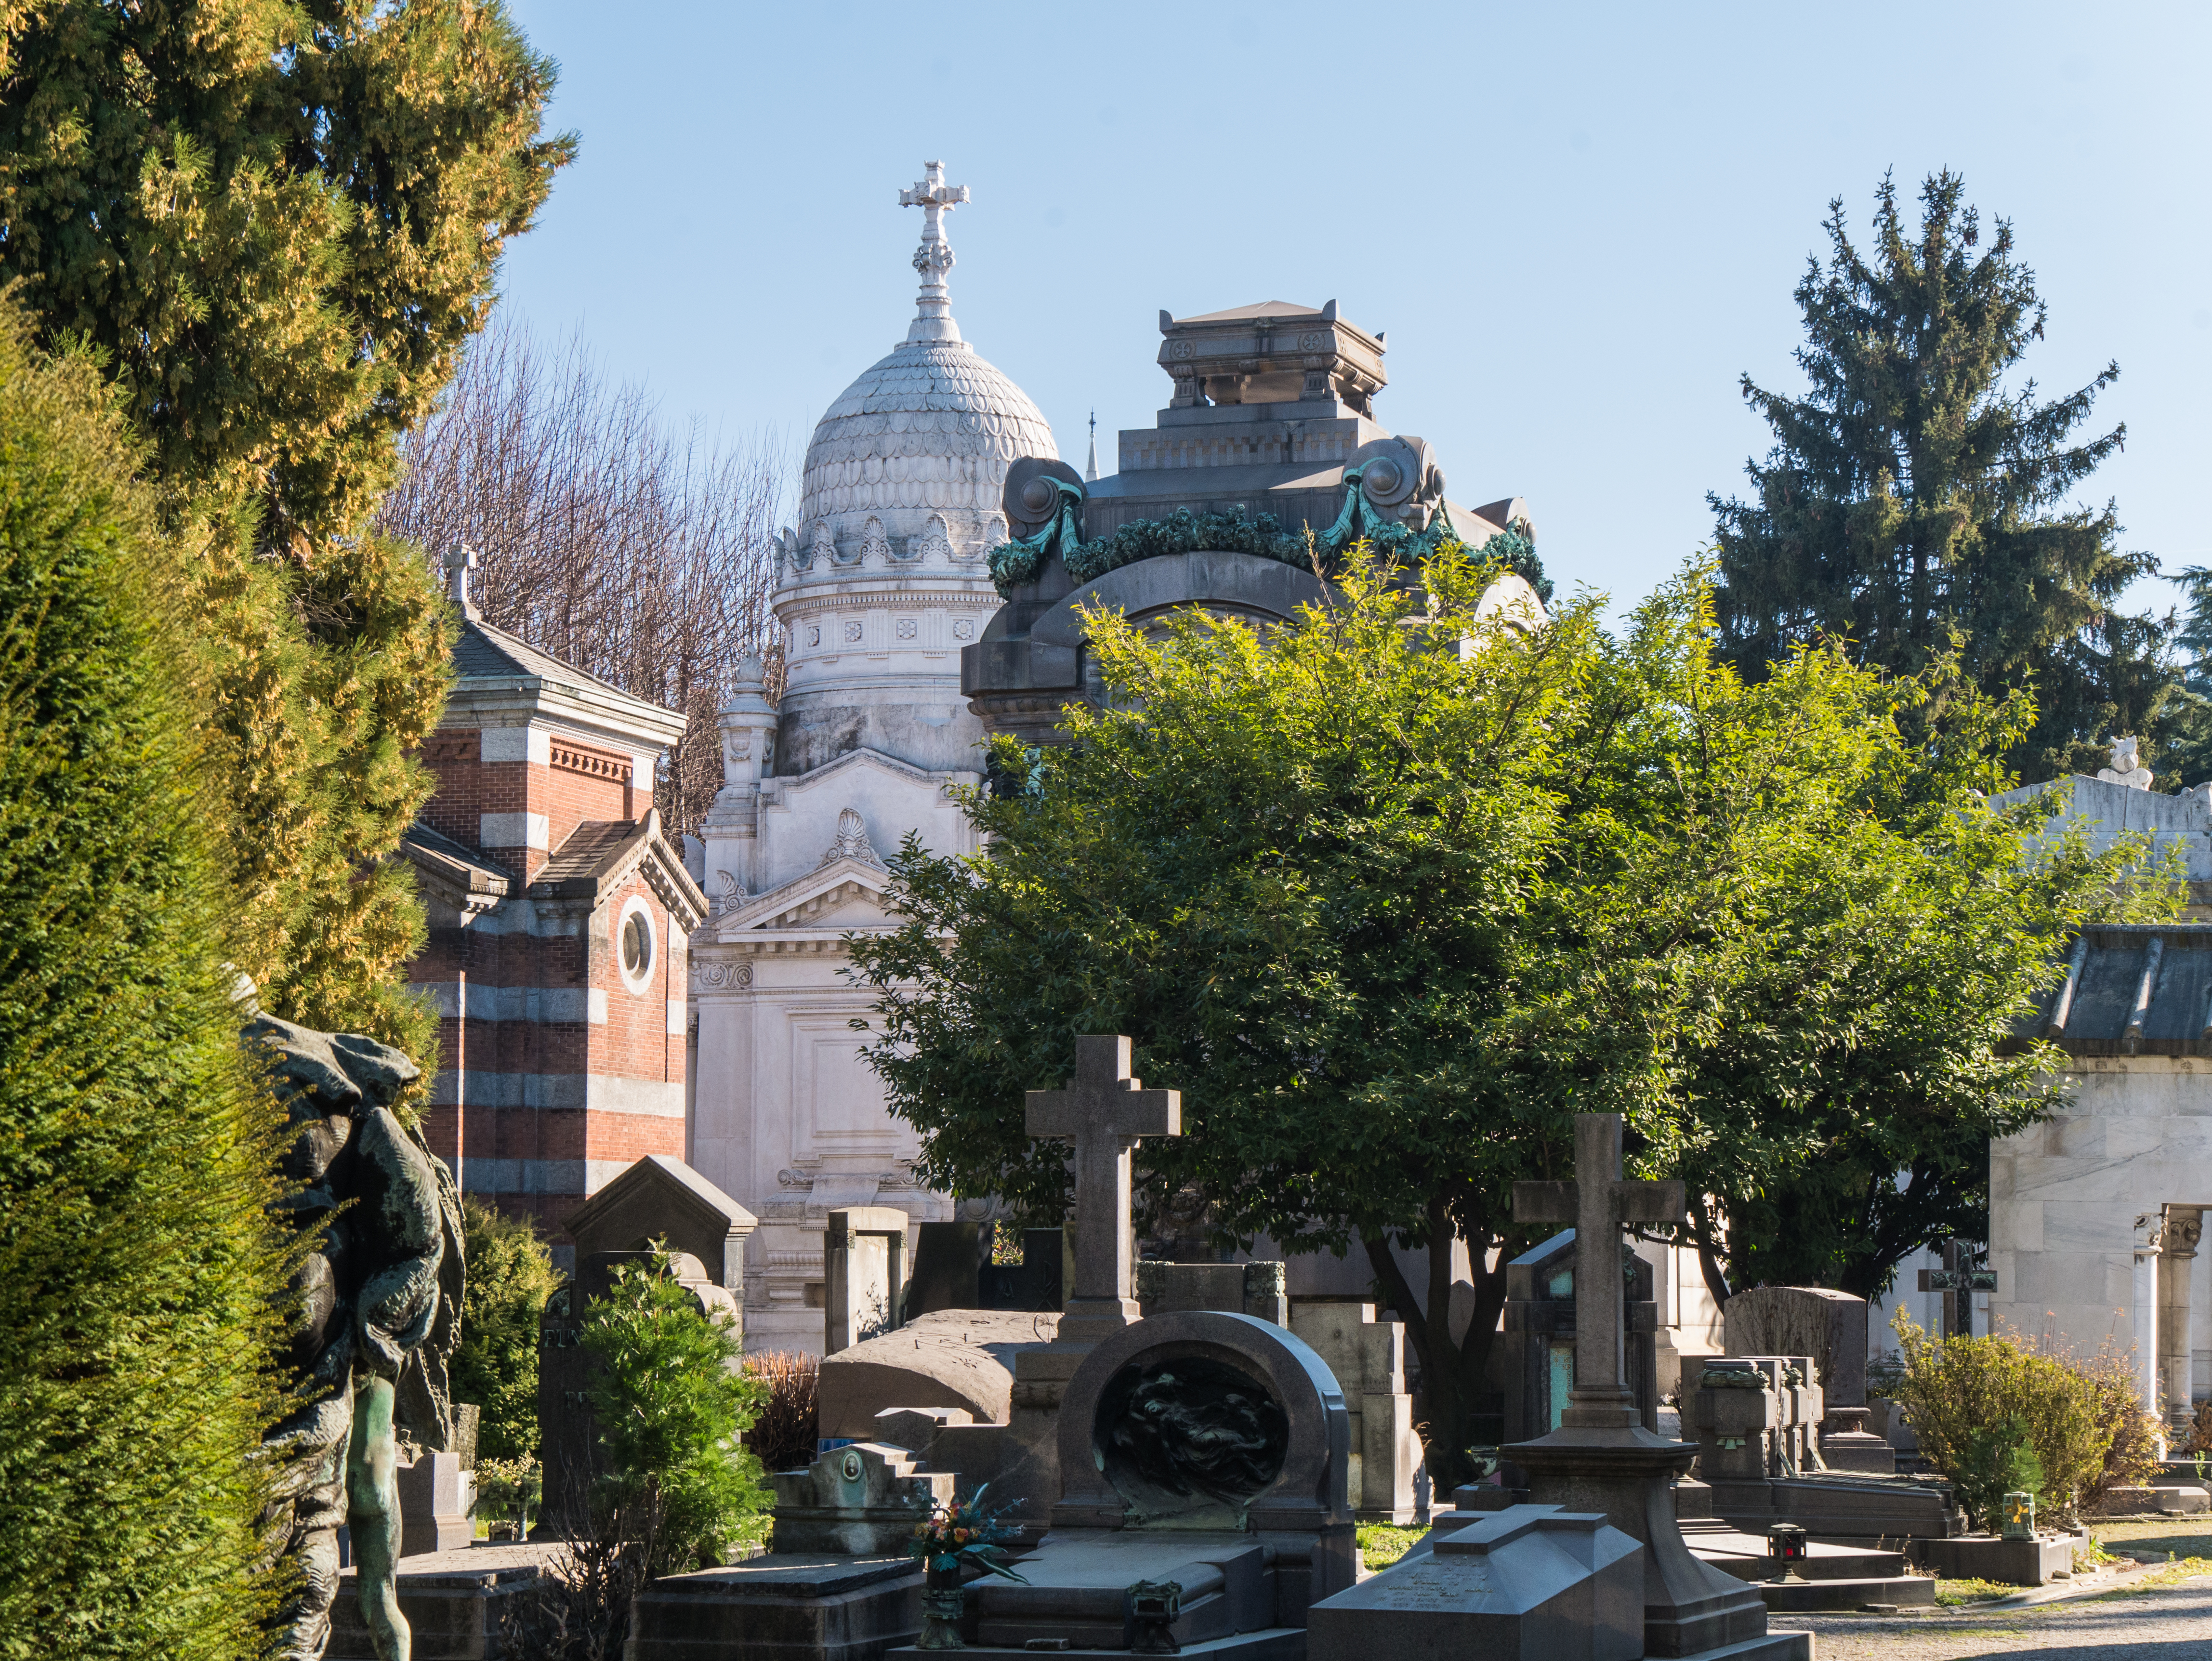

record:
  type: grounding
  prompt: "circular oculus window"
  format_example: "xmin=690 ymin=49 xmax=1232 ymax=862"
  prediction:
xmin=617 ymin=895 xmax=656 ymax=992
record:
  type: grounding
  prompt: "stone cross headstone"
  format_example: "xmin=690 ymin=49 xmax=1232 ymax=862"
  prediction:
xmin=1511 ymin=1115 xmax=1684 ymax=1431
xmin=1503 ymin=1114 xmax=1789 ymax=1659
xmin=1025 ymin=1034 xmax=1181 ymax=1343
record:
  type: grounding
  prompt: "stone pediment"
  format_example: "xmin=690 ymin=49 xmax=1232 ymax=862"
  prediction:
xmin=717 ymin=856 xmax=900 ymax=941
xmin=762 ymin=744 xmax=973 ymax=804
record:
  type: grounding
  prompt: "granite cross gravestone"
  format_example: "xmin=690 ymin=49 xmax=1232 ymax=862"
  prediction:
xmin=1025 ymin=1035 xmax=1181 ymax=1344
xmin=1512 ymin=1116 xmax=1683 ymax=1432
xmin=1504 ymin=1114 xmax=1805 ymax=1660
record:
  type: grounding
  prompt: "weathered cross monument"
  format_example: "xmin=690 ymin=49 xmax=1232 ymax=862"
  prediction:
xmin=1024 ymin=1034 xmax=1182 ymax=1344
xmin=1509 ymin=1115 xmax=1804 ymax=1660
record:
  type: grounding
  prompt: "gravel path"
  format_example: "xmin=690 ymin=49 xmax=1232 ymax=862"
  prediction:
xmin=1797 ymin=1569 xmax=2212 ymax=1660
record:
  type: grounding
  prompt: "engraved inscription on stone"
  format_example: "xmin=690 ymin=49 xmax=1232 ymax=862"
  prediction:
xmin=1365 ymin=1559 xmax=1495 ymax=1609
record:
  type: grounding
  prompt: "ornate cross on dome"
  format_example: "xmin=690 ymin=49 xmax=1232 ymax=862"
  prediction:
xmin=899 ymin=160 xmax=968 ymax=345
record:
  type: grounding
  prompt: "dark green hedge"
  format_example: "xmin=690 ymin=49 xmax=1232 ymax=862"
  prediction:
xmin=0 ymin=311 xmax=291 ymax=1660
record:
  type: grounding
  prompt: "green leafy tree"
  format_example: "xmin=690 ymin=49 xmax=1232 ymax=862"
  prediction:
xmin=450 ymin=1196 xmax=560 ymax=1463
xmin=1711 ymin=169 xmax=2169 ymax=783
xmin=0 ymin=0 xmax=573 ymax=1060
xmin=1554 ymin=602 xmax=2160 ymax=1305
xmin=851 ymin=553 xmax=2142 ymax=1483
xmin=0 ymin=311 xmax=291 ymax=1658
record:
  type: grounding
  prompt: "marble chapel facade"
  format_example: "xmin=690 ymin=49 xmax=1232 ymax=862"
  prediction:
xmin=687 ymin=163 xmax=1048 ymax=1352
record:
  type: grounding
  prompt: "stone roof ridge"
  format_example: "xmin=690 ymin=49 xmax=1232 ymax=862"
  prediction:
xmin=763 ymin=744 xmax=977 ymax=798
xmin=401 ymin=818 xmax=514 ymax=880
xmin=2018 ymin=921 xmax=2212 ymax=1057
xmin=396 ymin=819 xmax=514 ymax=907
xmin=566 ymin=1152 xmax=758 ymax=1239
xmin=1988 ymin=772 xmax=2212 ymax=831
xmin=716 ymin=857 xmax=895 ymax=936
xmin=1173 ymin=299 xmax=1330 ymax=324
xmin=454 ymin=612 xmax=680 ymax=721
xmin=530 ymin=807 xmax=709 ymax=927
xmin=533 ymin=817 xmax=646 ymax=888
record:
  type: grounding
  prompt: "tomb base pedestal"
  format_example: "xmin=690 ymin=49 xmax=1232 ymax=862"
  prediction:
xmin=1818 ymin=1409 xmax=1897 ymax=1475
xmin=1508 ymin=1425 xmax=1780 ymax=1660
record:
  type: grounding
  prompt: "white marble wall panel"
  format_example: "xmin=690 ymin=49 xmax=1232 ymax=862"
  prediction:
xmin=1990 ymin=1058 xmax=2212 ymax=1394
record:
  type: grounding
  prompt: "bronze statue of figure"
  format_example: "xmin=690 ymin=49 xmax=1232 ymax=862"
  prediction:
xmin=249 ymin=1012 xmax=464 ymax=1661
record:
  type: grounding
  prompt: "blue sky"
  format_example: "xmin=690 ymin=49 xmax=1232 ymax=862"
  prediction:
xmin=498 ymin=0 xmax=2211 ymax=622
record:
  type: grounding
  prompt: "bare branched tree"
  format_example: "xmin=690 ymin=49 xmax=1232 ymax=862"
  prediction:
xmin=382 ymin=317 xmax=789 ymax=839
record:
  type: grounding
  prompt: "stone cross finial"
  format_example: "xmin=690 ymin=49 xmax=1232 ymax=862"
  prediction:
xmin=443 ymin=542 xmax=478 ymax=611
xmin=1026 ymin=1035 xmax=1181 ymax=1340
xmin=899 ymin=160 xmax=968 ymax=346
xmin=1514 ymin=1114 xmax=1684 ymax=1431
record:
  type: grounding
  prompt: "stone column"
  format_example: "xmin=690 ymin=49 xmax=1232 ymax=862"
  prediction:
xmin=2159 ymin=1205 xmax=2202 ymax=1433
xmin=2135 ymin=1215 xmax=2163 ymax=1431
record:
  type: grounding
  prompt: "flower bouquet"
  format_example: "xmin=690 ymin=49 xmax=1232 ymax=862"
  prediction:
xmin=908 ymin=1487 xmax=1026 ymax=1651
xmin=908 ymin=1484 xmax=1028 ymax=1585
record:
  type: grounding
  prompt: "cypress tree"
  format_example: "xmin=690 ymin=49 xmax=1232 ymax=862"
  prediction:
xmin=1711 ymin=170 xmax=2164 ymax=782
xmin=0 ymin=309 xmax=291 ymax=1659
xmin=0 ymin=1 xmax=573 ymax=1055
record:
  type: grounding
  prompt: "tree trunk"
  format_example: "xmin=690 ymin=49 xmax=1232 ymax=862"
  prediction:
xmin=1362 ymin=1202 xmax=1511 ymax=1493
xmin=1686 ymin=1204 xmax=1734 ymax=1308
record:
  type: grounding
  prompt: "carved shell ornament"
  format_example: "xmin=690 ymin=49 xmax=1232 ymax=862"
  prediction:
xmin=914 ymin=514 xmax=955 ymax=563
xmin=819 ymin=806 xmax=884 ymax=870
xmin=711 ymin=870 xmax=746 ymax=915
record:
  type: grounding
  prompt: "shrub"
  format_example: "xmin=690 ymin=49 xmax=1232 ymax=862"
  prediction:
xmin=2180 ymin=1398 xmax=2212 ymax=1460
xmin=1950 ymin=1418 xmax=2044 ymax=1531
xmin=473 ymin=1457 xmax=541 ymax=1538
xmin=1891 ymin=1314 xmax=2109 ymax=1521
xmin=503 ymin=1252 xmax=772 ymax=1654
xmin=451 ymin=1197 xmax=562 ymax=1460
xmin=743 ymin=1350 xmax=822 ymax=1473
xmin=582 ymin=1255 xmax=772 ymax=1576
xmin=0 ymin=311 xmax=292 ymax=1656
xmin=2084 ymin=1352 xmax=2163 ymax=1501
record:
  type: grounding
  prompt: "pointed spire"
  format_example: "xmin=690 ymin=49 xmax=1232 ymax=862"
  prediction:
xmin=1086 ymin=411 xmax=1100 ymax=482
xmin=899 ymin=160 xmax=969 ymax=345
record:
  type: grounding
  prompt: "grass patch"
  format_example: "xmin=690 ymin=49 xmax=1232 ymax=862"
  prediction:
xmin=2093 ymin=1519 xmax=2212 ymax=1558
xmin=2081 ymin=1555 xmax=2212 ymax=1598
xmin=1357 ymin=1525 xmax=1425 ymax=1571
xmin=1932 ymin=1577 xmax=2020 ymax=1606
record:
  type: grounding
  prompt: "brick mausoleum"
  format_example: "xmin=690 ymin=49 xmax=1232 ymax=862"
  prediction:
xmin=401 ymin=560 xmax=706 ymax=1258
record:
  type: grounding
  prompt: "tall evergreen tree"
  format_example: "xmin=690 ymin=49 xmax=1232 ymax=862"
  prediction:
xmin=0 ymin=308 xmax=291 ymax=1660
xmin=0 ymin=1 xmax=573 ymax=1056
xmin=1712 ymin=170 xmax=2166 ymax=782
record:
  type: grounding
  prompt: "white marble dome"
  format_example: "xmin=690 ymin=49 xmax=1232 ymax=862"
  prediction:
xmin=796 ymin=338 xmax=1056 ymax=563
